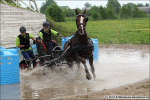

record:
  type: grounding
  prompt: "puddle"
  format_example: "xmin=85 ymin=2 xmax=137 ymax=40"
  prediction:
xmin=20 ymin=48 xmax=149 ymax=99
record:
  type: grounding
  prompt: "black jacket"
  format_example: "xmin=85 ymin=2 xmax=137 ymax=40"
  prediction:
xmin=18 ymin=33 xmax=30 ymax=50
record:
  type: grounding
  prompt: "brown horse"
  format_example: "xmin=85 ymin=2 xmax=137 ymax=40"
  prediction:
xmin=64 ymin=9 xmax=96 ymax=80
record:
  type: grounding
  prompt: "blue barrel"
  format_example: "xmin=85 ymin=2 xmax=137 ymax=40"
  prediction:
xmin=0 ymin=47 xmax=20 ymax=84
xmin=31 ymin=44 xmax=37 ymax=54
xmin=92 ymin=39 xmax=98 ymax=60
xmin=62 ymin=36 xmax=73 ymax=50
xmin=62 ymin=37 xmax=98 ymax=60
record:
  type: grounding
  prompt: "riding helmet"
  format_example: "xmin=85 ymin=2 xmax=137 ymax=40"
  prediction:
xmin=20 ymin=26 xmax=26 ymax=33
xmin=43 ymin=21 xmax=50 ymax=28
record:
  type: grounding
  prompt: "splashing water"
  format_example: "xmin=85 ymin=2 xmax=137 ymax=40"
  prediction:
xmin=20 ymin=48 xmax=149 ymax=99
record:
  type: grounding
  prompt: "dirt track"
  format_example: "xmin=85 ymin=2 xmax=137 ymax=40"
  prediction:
xmin=56 ymin=44 xmax=150 ymax=100
xmin=99 ymin=44 xmax=149 ymax=53
xmin=57 ymin=79 xmax=149 ymax=100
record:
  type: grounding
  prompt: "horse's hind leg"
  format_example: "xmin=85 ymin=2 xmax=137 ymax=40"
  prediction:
xmin=89 ymin=55 xmax=96 ymax=79
xmin=67 ymin=60 xmax=73 ymax=68
xmin=76 ymin=55 xmax=91 ymax=80
xmin=76 ymin=61 xmax=80 ymax=73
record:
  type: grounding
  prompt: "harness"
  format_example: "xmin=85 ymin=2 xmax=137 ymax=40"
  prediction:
xmin=68 ymin=36 xmax=94 ymax=53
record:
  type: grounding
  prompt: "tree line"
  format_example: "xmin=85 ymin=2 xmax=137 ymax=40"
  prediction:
xmin=40 ymin=0 xmax=148 ymax=22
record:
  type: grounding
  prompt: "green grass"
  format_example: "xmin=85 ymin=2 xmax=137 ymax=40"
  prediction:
xmin=2 ymin=1 xmax=149 ymax=44
xmin=58 ymin=17 xmax=150 ymax=44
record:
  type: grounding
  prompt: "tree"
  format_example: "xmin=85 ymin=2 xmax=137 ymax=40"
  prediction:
xmin=99 ymin=6 xmax=107 ymax=19
xmin=89 ymin=6 xmax=100 ymax=20
xmin=137 ymin=3 xmax=144 ymax=7
xmin=106 ymin=4 xmax=116 ymax=19
xmin=91 ymin=11 xmax=102 ymax=20
xmin=45 ymin=4 xmax=65 ymax=22
xmin=145 ymin=3 xmax=149 ymax=7
xmin=121 ymin=3 xmax=147 ymax=18
xmin=120 ymin=4 xmax=132 ymax=18
xmin=132 ymin=5 xmax=140 ymax=17
xmin=107 ymin=0 xmax=121 ymax=14
xmin=64 ymin=8 xmax=75 ymax=17
xmin=84 ymin=2 xmax=91 ymax=8
xmin=90 ymin=6 xmax=99 ymax=12
xmin=40 ymin=0 xmax=56 ymax=14
xmin=132 ymin=5 xmax=147 ymax=18
xmin=6 ymin=0 xmax=13 ymax=3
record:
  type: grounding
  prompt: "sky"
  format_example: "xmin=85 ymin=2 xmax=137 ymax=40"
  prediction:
xmin=22 ymin=0 xmax=149 ymax=9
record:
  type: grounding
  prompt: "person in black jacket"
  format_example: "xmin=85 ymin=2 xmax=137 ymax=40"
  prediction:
xmin=16 ymin=26 xmax=36 ymax=67
xmin=38 ymin=21 xmax=60 ymax=54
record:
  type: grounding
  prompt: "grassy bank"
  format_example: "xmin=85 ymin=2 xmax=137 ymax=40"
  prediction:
xmin=46 ymin=17 xmax=74 ymax=45
xmin=58 ymin=17 xmax=150 ymax=44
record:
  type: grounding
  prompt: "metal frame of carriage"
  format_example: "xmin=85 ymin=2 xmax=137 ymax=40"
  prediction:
xmin=19 ymin=42 xmax=67 ymax=69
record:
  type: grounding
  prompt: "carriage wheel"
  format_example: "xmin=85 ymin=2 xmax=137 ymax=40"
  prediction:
xmin=19 ymin=64 xmax=29 ymax=69
xmin=33 ymin=62 xmax=41 ymax=68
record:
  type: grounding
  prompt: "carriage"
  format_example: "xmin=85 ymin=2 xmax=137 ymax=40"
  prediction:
xmin=19 ymin=39 xmax=67 ymax=69
xmin=19 ymin=9 xmax=97 ymax=80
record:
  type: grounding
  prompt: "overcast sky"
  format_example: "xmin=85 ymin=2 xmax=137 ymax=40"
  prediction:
xmin=23 ymin=0 xmax=149 ymax=9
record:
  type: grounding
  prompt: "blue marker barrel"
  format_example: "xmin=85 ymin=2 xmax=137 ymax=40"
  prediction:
xmin=0 ymin=47 xmax=20 ymax=84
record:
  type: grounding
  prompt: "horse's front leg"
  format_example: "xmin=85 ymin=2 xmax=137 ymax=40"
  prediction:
xmin=76 ymin=54 xmax=91 ymax=80
xmin=89 ymin=54 xmax=96 ymax=79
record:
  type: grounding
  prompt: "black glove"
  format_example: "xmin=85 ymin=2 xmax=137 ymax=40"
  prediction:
xmin=24 ymin=45 xmax=30 ymax=49
xmin=33 ymin=40 xmax=36 ymax=44
xmin=57 ymin=33 xmax=60 ymax=36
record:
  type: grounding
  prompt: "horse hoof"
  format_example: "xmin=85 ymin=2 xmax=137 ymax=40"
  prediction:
xmin=86 ymin=74 xmax=91 ymax=80
xmin=43 ymin=72 xmax=46 ymax=75
xmin=93 ymin=73 xmax=96 ymax=80
xmin=93 ymin=76 xmax=96 ymax=80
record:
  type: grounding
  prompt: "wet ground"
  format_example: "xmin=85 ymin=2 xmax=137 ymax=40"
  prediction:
xmin=20 ymin=48 xmax=149 ymax=99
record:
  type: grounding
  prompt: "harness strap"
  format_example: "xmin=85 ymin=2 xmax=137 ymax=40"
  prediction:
xmin=70 ymin=44 xmax=94 ymax=52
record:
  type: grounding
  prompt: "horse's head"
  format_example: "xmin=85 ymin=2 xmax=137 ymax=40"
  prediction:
xmin=75 ymin=9 xmax=88 ymax=35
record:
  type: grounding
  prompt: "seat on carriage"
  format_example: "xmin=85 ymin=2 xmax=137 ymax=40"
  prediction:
xmin=36 ymin=38 xmax=63 ymax=66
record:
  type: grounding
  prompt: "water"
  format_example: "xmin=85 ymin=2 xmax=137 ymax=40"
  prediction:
xmin=20 ymin=48 xmax=149 ymax=99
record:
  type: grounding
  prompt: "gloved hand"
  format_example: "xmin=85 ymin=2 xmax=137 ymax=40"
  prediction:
xmin=57 ymin=33 xmax=60 ymax=36
xmin=58 ymin=33 xmax=66 ymax=38
xmin=24 ymin=45 xmax=30 ymax=49
xmin=33 ymin=40 xmax=36 ymax=44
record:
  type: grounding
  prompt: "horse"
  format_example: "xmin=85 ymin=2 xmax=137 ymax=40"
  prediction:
xmin=64 ymin=9 xmax=96 ymax=80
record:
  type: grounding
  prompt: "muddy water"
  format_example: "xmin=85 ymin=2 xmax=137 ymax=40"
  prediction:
xmin=20 ymin=48 xmax=149 ymax=99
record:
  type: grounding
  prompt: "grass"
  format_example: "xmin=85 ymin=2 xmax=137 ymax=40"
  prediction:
xmin=46 ymin=17 xmax=74 ymax=45
xmin=2 ymin=1 xmax=149 ymax=44
xmin=141 ymin=84 xmax=150 ymax=89
xmin=58 ymin=17 xmax=150 ymax=44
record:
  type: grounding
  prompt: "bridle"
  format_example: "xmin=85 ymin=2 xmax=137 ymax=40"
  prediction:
xmin=76 ymin=14 xmax=88 ymax=27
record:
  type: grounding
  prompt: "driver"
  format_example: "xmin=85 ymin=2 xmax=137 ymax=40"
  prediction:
xmin=38 ymin=21 xmax=61 ymax=54
xmin=16 ymin=26 xmax=36 ymax=67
